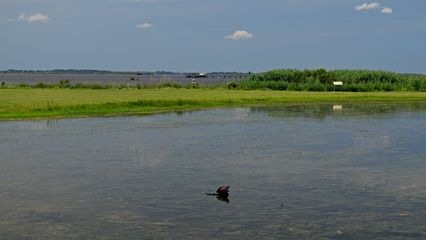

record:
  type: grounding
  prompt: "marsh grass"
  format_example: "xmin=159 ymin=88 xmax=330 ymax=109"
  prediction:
xmin=238 ymin=69 xmax=426 ymax=92
xmin=2 ymin=88 xmax=426 ymax=120
xmin=0 ymin=81 xmax=203 ymax=90
xmin=2 ymin=69 xmax=425 ymax=92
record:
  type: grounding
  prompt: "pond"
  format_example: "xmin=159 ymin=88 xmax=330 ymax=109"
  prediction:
xmin=1 ymin=103 xmax=426 ymax=239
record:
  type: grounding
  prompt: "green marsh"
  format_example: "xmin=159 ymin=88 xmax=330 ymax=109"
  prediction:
xmin=2 ymin=88 xmax=426 ymax=120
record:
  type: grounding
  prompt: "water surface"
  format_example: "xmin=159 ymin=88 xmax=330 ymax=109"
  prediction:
xmin=1 ymin=103 xmax=426 ymax=239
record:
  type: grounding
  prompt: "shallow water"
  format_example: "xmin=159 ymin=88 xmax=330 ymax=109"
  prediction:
xmin=0 ymin=73 xmax=236 ymax=86
xmin=1 ymin=103 xmax=426 ymax=239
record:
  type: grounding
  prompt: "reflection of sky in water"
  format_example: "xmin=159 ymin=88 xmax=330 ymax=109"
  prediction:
xmin=0 ymin=103 xmax=426 ymax=239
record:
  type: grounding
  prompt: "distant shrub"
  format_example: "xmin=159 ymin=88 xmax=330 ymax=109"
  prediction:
xmin=72 ymin=82 xmax=109 ymax=89
xmin=35 ymin=82 xmax=50 ymax=88
xmin=226 ymin=81 xmax=238 ymax=89
xmin=18 ymin=83 xmax=29 ymax=88
xmin=58 ymin=80 xmax=70 ymax=88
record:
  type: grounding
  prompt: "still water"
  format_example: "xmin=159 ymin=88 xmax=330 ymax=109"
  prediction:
xmin=1 ymin=103 xmax=426 ymax=239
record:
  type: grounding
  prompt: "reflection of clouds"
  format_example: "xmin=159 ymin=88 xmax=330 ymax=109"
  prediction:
xmin=232 ymin=108 xmax=250 ymax=120
xmin=349 ymin=168 xmax=426 ymax=198
xmin=353 ymin=131 xmax=392 ymax=151
xmin=126 ymin=144 xmax=167 ymax=169
xmin=2 ymin=103 xmax=426 ymax=237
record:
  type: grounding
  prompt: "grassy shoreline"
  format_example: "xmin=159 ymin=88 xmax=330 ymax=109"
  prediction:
xmin=1 ymin=88 xmax=426 ymax=120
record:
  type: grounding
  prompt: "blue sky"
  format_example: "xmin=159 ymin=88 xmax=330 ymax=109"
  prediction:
xmin=1 ymin=0 xmax=425 ymax=73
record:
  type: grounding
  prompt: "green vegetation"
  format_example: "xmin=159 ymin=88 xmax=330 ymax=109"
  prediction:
xmin=1 ymin=88 xmax=426 ymax=120
xmin=2 ymin=69 xmax=426 ymax=120
xmin=234 ymin=69 xmax=426 ymax=91
xmin=0 ymin=81 xmax=204 ymax=90
xmin=3 ymin=69 xmax=425 ymax=92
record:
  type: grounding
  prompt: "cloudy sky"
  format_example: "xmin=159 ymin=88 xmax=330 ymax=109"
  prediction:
xmin=1 ymin=0 xmax=425 ymax=73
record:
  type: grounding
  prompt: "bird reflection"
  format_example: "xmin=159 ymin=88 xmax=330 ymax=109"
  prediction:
xmin=216 ymin=196 xmax=230 ymax=203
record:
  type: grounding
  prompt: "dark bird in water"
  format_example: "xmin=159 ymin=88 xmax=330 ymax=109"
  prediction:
xmin=207 ymin=186 xmax=230 ymax=198
xmin=216 ymin=185 xmax=230 ymax=198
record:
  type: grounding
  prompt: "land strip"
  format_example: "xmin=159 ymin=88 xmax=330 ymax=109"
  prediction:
xmin=1 ymin=88 xmax=426 ymax=120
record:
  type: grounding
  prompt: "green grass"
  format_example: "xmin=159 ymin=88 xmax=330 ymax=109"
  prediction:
xmin=1 ymin=88 xmax=426 ymax=120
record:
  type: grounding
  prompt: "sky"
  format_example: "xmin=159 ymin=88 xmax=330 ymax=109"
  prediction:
xmin=1 ymin=0 xmax=425 ymax=73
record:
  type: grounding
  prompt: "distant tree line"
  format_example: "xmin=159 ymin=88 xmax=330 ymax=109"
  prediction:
xmin=1 ymin=69 xmax=119 ymax=74
xmin=0 ymin=69 xmax=177 ymax=75
xmin=227 ymin=69 xmax=426 ymax=91
xmin=0 ymin=69 xmax=250 ymax=76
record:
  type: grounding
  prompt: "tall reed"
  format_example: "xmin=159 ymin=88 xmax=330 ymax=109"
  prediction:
xmin=236 ymin=69 xmax=426 ymax=91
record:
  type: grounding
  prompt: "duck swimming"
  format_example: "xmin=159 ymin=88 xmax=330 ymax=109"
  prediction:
xmin=207 ymin=185 xmax=230 ymax=198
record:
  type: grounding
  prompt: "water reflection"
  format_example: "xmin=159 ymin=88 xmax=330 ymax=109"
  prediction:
xmin=0 ymin=102 xmax=426 ymax=239
xmin=18 ymin=119 xmax=58 ymax=131
xmin=333 ymin=105 xmax=342 ymax=111
xmin=216 ymin=196 xmax=230 ymax=203
xmin=251 ymin=102 xmax=426 ymax=120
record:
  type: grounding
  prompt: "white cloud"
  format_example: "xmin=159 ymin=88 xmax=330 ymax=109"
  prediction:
xmin=225 ymin=30 xmax=254 ymax=40
xmin=381 ymin=7 xmax=393 ymax=14
xmin=137 ymin=22 xmax=154 ymax=29
xmin=18 ymin=13 xmax=49 ymax=23
xmin=354 ymin=2 xmax=380 ymax=11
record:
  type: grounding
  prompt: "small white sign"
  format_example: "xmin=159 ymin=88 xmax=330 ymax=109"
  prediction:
xmin=333 ymin=81 xmax=343 ymax=86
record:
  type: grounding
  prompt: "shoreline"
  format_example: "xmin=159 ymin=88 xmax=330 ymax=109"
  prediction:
xmin=1 ymin=88 xmax=426 ymax=121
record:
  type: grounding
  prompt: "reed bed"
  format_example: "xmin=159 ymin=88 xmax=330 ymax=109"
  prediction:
xmin=232 ymin=69 xmax=426 ymax=91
